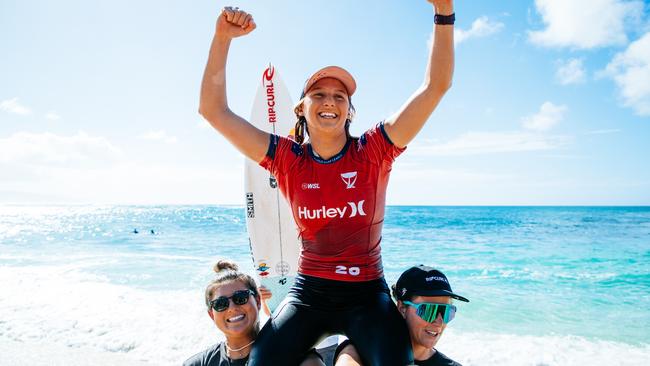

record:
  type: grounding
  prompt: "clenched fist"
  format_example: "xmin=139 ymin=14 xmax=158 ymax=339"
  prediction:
xmin=428 ymin=0 xmax=454 ymax=14
xmin=216 ymin=6 xmax=256 ymax=40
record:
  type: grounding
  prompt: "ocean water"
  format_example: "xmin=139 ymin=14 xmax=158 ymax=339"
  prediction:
xmin=1 ymin=205 xmax=649 ymax=365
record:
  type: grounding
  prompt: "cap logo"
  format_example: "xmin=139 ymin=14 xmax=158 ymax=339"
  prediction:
xmin=401 ymin=288 xmax=407 ymax=297
xmin=426 ymin=276 xmax=448 ymax=283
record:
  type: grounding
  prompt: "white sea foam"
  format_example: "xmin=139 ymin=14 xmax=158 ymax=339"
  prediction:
xmin=0 ymin=265 xmax=221 ymax=364
xmin=1 ymin=265 xmax=649 ymax=366
xmin=0 ymin=338 xmax=150 ymax=366
xmin=439 ymin=330 xmax=650 ymax=366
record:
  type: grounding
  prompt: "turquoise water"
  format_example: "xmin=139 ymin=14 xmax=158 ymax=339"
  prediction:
xmin=1 ymin=205 xmax=649 ymax=364
xmin=383 ymin=206 xmax=650 ymax=344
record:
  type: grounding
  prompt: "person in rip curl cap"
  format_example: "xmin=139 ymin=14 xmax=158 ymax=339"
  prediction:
xmin=335 ymin=266 xmax=469 ymax=366
xmin=199 ymin=1 xmax=455 ymax=364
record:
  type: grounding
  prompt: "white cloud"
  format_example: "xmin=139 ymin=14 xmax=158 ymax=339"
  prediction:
xmin=528 ymin=0 xmax=643 ymax=49
xmin=406 ymin=101 xmax=570 ymax=158
xmin=0 ymin=130 xmax=245 ymax=204
xmin=556 ymin=58 xmax=586 ymax=85
xmin=0 ymin=98 xmax=32 ymax=115
xmin=602 ymin=32 xmax=650 ymax=116
xmin=388 ymin=167 xmax=511 ymax=205
xmin=141 ymin=130 xmax=178 ymax=144
xmin=0 ymin=161 xmax=243 ymax=204
xmin=388 ymin=166 xmax=639 ymax=205
xmin=455 ymin=16 xmax=504 ymax=44
xmin=45 ymin=111 xmax=61 ymax=121
xmin=409 ymin=131 xmax=568 ymax=156
xmin=522 ymin=102 xmax=568 ymax=131
xmin=0 ymin=131 xmax=123 ymax=165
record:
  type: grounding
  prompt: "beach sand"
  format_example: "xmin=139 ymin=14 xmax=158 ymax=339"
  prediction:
xmin=0 ymin=338 xmax=151 ymax=366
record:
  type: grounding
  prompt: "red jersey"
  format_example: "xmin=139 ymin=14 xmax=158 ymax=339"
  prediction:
xmin=260 ymin=122 xmax=405 ymax=282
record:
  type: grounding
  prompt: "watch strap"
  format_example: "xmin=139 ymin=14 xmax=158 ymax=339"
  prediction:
xmin=434 ymin=13 xmax=455 ymax=25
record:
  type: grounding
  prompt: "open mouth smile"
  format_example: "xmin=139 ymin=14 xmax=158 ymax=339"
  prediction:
xmin=425 ymin=329 xmax=440 ymax=337
xmin=318 ymin=112 xmax=338 ymax=119
xmin=226 ymin=314 xmax=245 ymax=323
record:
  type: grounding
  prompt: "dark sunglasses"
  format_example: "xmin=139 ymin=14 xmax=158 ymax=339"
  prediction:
xmin=403 ymin=301 xmax=457 ymax=324
xmin=210 ymin=289 xmax=255 ymax=312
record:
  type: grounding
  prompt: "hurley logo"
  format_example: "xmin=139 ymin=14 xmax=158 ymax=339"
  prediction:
xmin=298 ymin=200 xmax=366 ymax=220
xmin=340 ymin=171 xmax=357 ymax=189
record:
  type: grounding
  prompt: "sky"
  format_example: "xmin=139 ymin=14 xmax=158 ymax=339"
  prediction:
xmin=1 ymin=0 xmax=649 ymax=205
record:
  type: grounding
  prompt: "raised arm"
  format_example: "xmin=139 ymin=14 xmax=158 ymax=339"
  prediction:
xmin=383 ymin=0 xmax=454 ymax=149
xmin=199 ymin=6 xmax=270 ymax=163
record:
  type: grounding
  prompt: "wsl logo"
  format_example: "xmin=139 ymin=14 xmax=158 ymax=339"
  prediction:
xmin=301 ymin=182 xmax=320 ymax=190
xmin=262 ymin=66 xmax=277 ymax=124
xmin=341 ymin=171 xmax=357 ymax=189
xmin=298 ymin=200 xmax=366 ymax=220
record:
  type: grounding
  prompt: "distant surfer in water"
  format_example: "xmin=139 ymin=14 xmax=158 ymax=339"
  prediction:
xmin=183 ymin=260 xmax=324 ymax=366
xmin=334 ymin=266 xmax=468 ymax=366
xmin=199 ymin=1 xmax=454 ymax=364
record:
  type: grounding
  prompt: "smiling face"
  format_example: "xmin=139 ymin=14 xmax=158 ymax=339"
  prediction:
xmin=208 ymin=280 xmax=260 ymax=340
xmin=299 ymin=77 xmax=351 ymax=139
xmin=399 ymin=295 xmax=452 ymax=352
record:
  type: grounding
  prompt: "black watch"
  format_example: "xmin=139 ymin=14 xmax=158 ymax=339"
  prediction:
xmin=434 ymin=13 xmax=455 ymax=25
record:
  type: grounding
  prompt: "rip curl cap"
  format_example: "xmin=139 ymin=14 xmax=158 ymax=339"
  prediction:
xmin=395 ymin=265 xmax=469 ymax=302
xmin=301 ymin=66 xmax=357 ymax=98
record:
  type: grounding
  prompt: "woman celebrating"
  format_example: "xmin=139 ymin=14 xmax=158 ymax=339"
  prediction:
xmin=199 ymin=1 xmax=455 ymax=364
xmin=183 ymin=260 xmax=324 ymax=366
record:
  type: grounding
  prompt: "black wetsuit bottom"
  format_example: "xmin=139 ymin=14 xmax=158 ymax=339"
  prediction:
xmin=249 ymin=274 xmax=414 ymax=366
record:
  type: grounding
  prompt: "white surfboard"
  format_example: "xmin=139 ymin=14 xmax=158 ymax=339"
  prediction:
xmin=245 ymin=65 xmax=301 ymax=312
